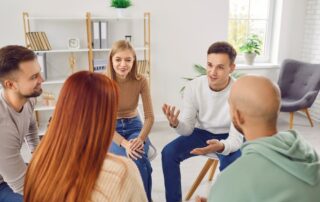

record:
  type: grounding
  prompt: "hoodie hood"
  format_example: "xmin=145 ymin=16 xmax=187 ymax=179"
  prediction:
xmin=242 ymin=130 xmax=320 ymax=185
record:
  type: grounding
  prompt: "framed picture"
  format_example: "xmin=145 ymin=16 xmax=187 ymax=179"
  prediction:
xmin=36 ymin=53 xmax=47 ymax=80
xmin=67 ymin=38 xmax=80 ymax=49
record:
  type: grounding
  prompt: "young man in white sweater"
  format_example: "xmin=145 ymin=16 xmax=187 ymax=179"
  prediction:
xmin=0 ymin=45 xmax=43 ymax=202
xmin=161 ymin=42 xmax=243 ymax=202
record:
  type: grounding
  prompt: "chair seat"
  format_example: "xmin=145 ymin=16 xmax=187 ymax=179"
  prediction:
xmin=204 ymin=153 xmax=219 ymax=160
xmin=280 ymin=98 xmax=308 ymax=112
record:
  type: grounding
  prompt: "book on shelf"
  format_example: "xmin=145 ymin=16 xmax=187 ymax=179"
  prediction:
xmin=93 ymin=59 xmax=107 ymax=72
xmin=92 ymin=20 xmax=101 ymax=49
xmin=91 ymin=20 xmax=109 ymax=49
xmin=26 ymin=32 xmax=51 ymax=51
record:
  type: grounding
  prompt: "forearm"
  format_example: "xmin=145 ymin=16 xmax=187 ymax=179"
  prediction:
xmin=138 ymin=115 xmax=154 ymax=141
xmin=219 ymin=130 xmax=243 ymax=155
xmin=113 ymin=131 xmax=125 ymax=146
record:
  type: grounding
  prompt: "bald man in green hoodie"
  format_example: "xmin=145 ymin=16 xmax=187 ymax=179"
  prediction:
xmin=196 ymin=75 xmax=320 ymax=202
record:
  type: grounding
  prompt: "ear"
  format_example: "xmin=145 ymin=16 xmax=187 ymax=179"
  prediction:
xmin=229 ymin=63 xmax=236 ymax=74
xmin=3 ymin=79 xmax=17 ymax=90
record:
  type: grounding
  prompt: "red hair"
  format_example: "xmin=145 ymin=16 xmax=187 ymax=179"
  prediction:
xmin=24 ymin=71 xmax=119 ymax=202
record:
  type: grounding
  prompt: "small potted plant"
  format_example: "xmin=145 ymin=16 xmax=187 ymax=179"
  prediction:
xmin=110 ymin=0 xmax=132 ymax=18
xmin=240 ymin=34 xmax=262 ymax=65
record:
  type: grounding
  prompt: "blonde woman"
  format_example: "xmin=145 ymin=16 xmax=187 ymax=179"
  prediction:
xmin=106 ymin=40 xmax=154 ymax=201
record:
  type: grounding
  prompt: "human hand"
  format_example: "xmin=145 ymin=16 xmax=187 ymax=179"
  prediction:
xmin=130 ymin=137 xmax=144 ymax=152
xmin=121 ymin=140 xmax=144 ymax=160
xmin=190 ymin=139 xmax=225 ymax=155
xmin=195 ymin=195 xmax=207 ymax=202
xmin=162 ymin=103 xmax=180 ymax=127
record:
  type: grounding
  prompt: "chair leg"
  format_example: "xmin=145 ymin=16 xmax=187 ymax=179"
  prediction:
xmin=303 ymin=108 xmax=314 ymax=127
xmin=289 ymin=112 xmax=294 ymax=129
xmin=185 ymin=159 xmax=214 ymax=201
xmin=208 ymin=160 xmax=218 ymax=181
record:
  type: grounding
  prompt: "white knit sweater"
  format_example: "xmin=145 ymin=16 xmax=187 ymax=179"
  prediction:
xmin=175 ymin=75 xmax=243 ymax=155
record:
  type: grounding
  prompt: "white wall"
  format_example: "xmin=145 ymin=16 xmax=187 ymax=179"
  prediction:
xmin=272 ymin=0 xmax=307 ymax=64
xmin=0 ymin=0 xmax=229 ymax=121
xmin=300 ymin=0 xmax=320 ymax=121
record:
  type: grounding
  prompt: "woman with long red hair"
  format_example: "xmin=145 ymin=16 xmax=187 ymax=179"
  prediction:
xmin=24 ymin=71 xmax=147 ymax=202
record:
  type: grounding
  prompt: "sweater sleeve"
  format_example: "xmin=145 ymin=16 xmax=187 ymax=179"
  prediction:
xmin=174 ymin=81 xmax=197 ymax=135
xmin=0 ymin=120 xmax=27 ymax=194
xmin=138 ymin=77 xmax=154 ymax=141
xmin=24 ymin=98 xmax=39 ymax=152
xmin=219 ymin=123 xmax=244 ymax=155
xmin=122 ymin=160 xmax=148 ymax=202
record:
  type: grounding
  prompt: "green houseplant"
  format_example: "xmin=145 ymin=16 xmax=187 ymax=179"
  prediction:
xmin=110 ymin=0 xmax=132 ymax=17
xmin=180 ymin=64 xmax=245 ymax=93
xmin=239 ymin=34 xmax=262 ymax=65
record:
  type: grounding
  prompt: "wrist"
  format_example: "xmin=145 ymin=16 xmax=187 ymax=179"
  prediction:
xmin=120 ymin=139 xmax=128 ymax=148
xmin=217 ymin=142 xmax=225 ymax=153
xmin=170 ymin=120 xmax=179 ymax=128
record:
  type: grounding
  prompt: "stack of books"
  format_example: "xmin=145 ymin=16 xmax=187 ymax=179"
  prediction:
xmin=26 ymin=32 xmax=51 ymax=51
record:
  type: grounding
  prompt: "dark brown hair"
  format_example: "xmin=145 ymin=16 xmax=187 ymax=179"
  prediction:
xmin=0 ymin=45 xmax=36 ymax=80
xmin=207 ymin=42 xmax=237 ymax=64
xmin=24 ymin=71 xmax=119 ymax=202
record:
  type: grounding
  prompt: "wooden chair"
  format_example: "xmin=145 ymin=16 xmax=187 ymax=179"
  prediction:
xmin=185 ymin=154 xmax=219 ymax=201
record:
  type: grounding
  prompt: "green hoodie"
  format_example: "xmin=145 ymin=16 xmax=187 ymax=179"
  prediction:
xmin=208 ymin=130 xmax=320 ymax=202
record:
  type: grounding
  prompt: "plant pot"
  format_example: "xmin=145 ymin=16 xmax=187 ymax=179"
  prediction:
xmin=116 ymin=8 xmax=127 ymax=18
xmin=244 ymin=53 xmax=256 ymax=65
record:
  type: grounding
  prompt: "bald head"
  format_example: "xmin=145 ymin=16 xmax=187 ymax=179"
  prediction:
xmin=229 ymin=75 xmax=280 ymax=126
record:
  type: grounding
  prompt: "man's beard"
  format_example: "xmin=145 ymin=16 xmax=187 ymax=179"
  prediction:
xmin=23 ymin=88 xmax=43 ymax=98
xmin=232 ymin=118 xmax=244 ymax=135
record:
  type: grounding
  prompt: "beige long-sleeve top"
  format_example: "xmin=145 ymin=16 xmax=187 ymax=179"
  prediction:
xmin=113 ymin=76 xmax=154 ymax=144
xmin=90 ymin=153 xmax=148 ymax=202
xmin=0 ymin=91 xmax=39 ymax=194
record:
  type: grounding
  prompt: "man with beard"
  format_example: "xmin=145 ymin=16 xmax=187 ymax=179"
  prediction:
xmin=0 ymin=45 xmax=43 ymax=201
xmin=197 ymin=75 xmax=320 ymax=202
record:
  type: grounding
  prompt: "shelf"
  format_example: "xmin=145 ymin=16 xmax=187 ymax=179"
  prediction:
xmin=27 ymin=16 xmax=86 ymax=21
xmin=92 ymin=47 xmax=148 ymax=52
xmin=35 ymin=106 xmax=55 ymax=111
xmin=91 ymin=16 xmax=146 ymax=21
xmin=38 ymin=124 xmax=47 ymax=136
xmin=43 ymin=79 xmax=65 ymax=85
xmin=35 ymin=49 xmax=89 ymax=54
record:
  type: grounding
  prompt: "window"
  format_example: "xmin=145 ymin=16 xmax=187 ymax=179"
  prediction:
xmin=228 ymin=0 xmax=275 ymax=62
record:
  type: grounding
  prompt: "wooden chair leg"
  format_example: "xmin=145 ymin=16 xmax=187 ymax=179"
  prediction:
xmin=289 ymin=112 xmax=294 ymax=129
xmin=208 ymin=160 xmax=218 ymax=181
xmin=303 ymin=108 xmax=314 ymax=127
xmin=185 ymin=159 xmax=214 ymax=201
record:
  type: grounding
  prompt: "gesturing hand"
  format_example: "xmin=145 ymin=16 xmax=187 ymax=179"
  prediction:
xmin=190 ymin=139 xmax=225 ymax=155
xmin=162 ymin=103 xmax=180 ymax=127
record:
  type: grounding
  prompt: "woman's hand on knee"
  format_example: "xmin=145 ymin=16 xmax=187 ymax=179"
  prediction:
xmin=121 ymin=139 xmax=144 ymax=160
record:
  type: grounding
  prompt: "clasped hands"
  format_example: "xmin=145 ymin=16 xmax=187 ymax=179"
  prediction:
xmin=121 ymin=137 xmax=145 ymax=160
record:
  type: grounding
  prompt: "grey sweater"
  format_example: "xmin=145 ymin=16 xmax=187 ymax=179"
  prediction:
xmin=0 ymin=91 xmax=39 ymax=194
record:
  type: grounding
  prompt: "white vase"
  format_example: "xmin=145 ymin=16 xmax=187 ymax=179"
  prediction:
xmin=244 ymin=53 xmax=256 ymax=65
xmin=116 ymin=8 xmax=126 ymax=18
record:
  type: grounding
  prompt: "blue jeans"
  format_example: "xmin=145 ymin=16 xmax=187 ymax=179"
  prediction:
xmin=109 ymin=116 xmax=153 ymax=202
xmin=0 ymin=182 xmax=23 ymax=202
xmin=161 ymin=128 xmax=241 ymax=202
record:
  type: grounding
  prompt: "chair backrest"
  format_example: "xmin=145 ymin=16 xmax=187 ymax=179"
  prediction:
xmin=278 ymin=59 xmax=320 ymax=101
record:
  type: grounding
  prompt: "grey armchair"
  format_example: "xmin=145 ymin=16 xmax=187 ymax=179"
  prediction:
xmin=278 ymin=59 xmax=320 ymax=129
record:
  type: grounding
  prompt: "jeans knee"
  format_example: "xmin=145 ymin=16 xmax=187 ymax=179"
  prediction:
xmin=161 ymin=144 xmax=176 ymax=163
